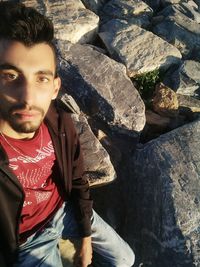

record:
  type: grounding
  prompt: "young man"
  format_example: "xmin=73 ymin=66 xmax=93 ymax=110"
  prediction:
xmin=0 ymin=2 xmax=135 ymax=267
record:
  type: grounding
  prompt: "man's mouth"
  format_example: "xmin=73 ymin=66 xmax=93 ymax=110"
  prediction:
xmin=13 ymin=110 xmax=41 ymax=120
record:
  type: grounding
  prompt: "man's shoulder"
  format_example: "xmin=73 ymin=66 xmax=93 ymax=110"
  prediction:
xmin=48 ymin=99 xmax=74 ymax=118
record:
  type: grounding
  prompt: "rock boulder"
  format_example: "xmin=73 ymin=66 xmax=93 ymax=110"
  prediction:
xmin=21 ymin=0 xmax=99 ymax=44
xmin=163 ymin=60 xmax=200 ymax=99
xmin=81 ymin=0 xmax=107 ymax=14
xmin=59 ymin=94 xmax=116 ymax=186
xmin=153 ymin=3 xmax=200 ymax=59
xmin=57 ymin=40 xmax=146 ymax=135
xmin=126 ymin=119 xmax=200 ymax=266
xmin=100 ymin=0 xmax=153 ymax=28
xmin=99 ymin=19 xmax=182 ymax=77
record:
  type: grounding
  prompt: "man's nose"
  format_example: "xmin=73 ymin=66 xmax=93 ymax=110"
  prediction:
xmin=19 ymin=79 xmax=36 ymax=106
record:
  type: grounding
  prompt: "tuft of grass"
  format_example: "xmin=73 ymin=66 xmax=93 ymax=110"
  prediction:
xmin=133 ymin=69 xmax=161 ymax=101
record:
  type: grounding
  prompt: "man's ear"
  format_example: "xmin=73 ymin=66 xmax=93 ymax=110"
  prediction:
xmin=52 ymin=76 xmax=61 ymax=99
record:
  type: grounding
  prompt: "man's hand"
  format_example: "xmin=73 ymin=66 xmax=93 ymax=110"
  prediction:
xmin=73 ymin=236 xmax=92 ymax=267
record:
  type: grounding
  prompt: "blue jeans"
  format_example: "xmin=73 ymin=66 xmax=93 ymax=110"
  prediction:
xmin=14 ymin=202 xmax=135 ymax=267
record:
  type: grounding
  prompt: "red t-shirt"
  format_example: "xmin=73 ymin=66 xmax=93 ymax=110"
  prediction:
xmin=0 ymin=123 xmax=63 ymax=237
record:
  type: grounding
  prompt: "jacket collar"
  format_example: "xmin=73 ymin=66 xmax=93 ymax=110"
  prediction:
xmin=0 ymin=144 xmax=9 ymax=166
xmin=45 ymin=100 xmax=60 ymax=135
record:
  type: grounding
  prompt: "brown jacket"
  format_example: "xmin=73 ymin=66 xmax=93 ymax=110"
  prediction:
xmin=0 ymin=101 xmax=93 ymax=266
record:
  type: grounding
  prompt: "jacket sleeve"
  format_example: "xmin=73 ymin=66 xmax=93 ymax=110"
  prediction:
xmin=65 ymin=113 xmax=93 ymax=237
xmin=71 ymin=137 xmax=93 ymax=237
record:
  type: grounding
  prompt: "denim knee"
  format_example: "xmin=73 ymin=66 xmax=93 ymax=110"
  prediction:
xmin=91 ymin=210 xmax=135 ymax=267
xmin=125 ymin=246 xmax=135 ymax=267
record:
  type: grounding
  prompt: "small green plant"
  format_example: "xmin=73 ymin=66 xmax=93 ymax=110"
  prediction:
xmin=133 ymin=69 xmax=161 ymax=100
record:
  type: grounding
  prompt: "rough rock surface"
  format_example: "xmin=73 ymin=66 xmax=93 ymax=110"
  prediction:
xmin=99 ymin=19 xmax=182 ymax=77
xmin=153 ymin=83 xmax=179 ymax=117
xmin=72 ymin=113 xmax=116 ymax=186
xmin=161 ymin=0 xmax=182 ymax=5
xmin=143 ymin=0 xmax=161 ymax=10
xmin=163 ymin=60 xmax=200 ymax=99
xmin=158 ymin=2 xmax=200 ymax=24
xmin=59 ymin=94 xmax=116 ymax=186
xmin=161 ymin=0 xmax=198 ymax=9
xmin=57 ymin=40 xmax=146 ymax=134
xmin=153 ymin=3 xmax=200 ymax=59
xmin=178 ymin=94 xmax=200 ymax=113
xmin=21 ymin=0 xmax=99 ymax=44
xmin=81 ymin=0 xmax=107 ymax=14
xmin=145 ymin=110 xmax=171 ymax=127
xmin=127 ymin=119 xmax=200 ymax=266
xmin=177 ymin=94 xmax=200 ymax=124
xmin=100 ymin=0 xmax=153 ymax=28
xmin=194 ymin=0 xmax=200 ymax=9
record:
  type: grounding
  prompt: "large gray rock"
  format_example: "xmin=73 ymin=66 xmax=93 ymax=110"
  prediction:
xmin=143 ymin=0 xmax=161 ymax=10
xmin=163 ymin=60 xmax=200 ymax=99
xmin=126 ymin=119 xmax=200 ymax=266
xmin=57 ymin=40 xmax=146 ymax=135
xmin=158 ymin=2 xmax=200 ymax=23
xmin=81 ymin=0 xmax=108 ymax=14
xmin=177 ymin=94 xmax=200 ymax=112
xmin=161 ymin=0 xmax=182 ymax=4
xmin=59 ymin=94 xmax=116 ymax=186
xmin=160 ymin=0 xmax=197 ymax=7
xmin=153 ymin=3 xmax=200 ymax=59
xmin=99 ymin=19 xmax=182 ymax=77
xmin=72 ymin=113 xmax=116 ymax=186
xmin=193 ymin=0 xmax=200 ymax=9
xmin=20 ymin=0 xmax=99 ymax=44
xmin=100 ymin=0 xmax=153 ymax=28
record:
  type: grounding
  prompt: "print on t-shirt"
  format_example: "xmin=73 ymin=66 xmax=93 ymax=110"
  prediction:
xmin=8 ymin=140 xmax=55 ymax=207
xmin=0 ymin=123 xmax=62 ymax=234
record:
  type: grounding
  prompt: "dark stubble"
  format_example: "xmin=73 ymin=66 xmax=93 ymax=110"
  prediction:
xmin=0 ymin=103 xmax=45 ymax=133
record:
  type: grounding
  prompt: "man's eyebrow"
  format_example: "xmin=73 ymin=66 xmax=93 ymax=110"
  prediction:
xmin=0 ymin=64 xmax=54 ymax=77
xmin=36 ymin=70 xmax=54 ymax=77
xmin=0 ymin=63 xmax=22 ymax=73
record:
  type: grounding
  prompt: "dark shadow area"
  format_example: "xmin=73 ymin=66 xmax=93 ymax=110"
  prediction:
xmin=59 ymin=61 xmax=115 ymax=123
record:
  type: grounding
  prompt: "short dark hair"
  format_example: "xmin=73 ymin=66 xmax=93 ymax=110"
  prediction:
xmin=0 ymin=2 xmax=58 ymax=75
xmin=0 ymin=2 xmax=54 ymax=46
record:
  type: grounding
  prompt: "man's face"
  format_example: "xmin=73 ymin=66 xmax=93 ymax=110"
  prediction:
xmin=0 ymin=40 xmax=61 ymax=138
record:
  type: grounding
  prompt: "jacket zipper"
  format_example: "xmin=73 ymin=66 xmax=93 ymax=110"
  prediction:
xmin=60 ymin=132 xmax=70 ymax=196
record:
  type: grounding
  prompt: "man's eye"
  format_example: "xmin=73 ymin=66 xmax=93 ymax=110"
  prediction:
xmin=37 ymin=76 xmax=50 ymax=83
xmin=0 ymin=72 xmax=18 ymax=81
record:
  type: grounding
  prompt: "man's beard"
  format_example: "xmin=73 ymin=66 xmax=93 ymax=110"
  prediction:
xmin=9 ymin=118 xmax=43 ymax=133
xmin=0 ymin=103 xmax=45 ymax=134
